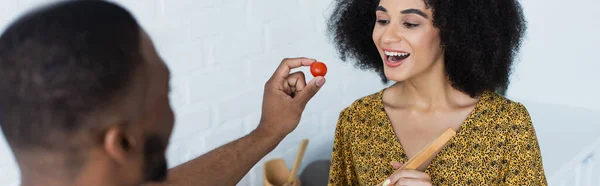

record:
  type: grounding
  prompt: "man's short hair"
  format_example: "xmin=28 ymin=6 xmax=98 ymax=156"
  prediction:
xmin=0 ymin=0 xmax=142 ymax=151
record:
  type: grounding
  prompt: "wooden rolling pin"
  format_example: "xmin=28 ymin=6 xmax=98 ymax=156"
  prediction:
xmin=377 ymin=128 xmax=456 ymax=186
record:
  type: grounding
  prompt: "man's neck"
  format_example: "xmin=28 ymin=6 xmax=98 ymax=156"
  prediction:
xmin=20 ymin=170 xmax=117 ymax=186
xmin=20 ymin=168 xmax=75 ymax=186
xmin=21 ymin=177 xmax=71 ymax=186
xmin=18 ymin=156 xmax=118 ymax=186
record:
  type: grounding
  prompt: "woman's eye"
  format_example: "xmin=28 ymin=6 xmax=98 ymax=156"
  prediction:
xmin=376 ymin=19 xmax=390 ymax=24
xmin=404 ymin=22 xmax=419 ymax=28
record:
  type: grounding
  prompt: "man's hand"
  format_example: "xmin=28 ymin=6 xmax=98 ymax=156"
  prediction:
xmin=257 ymin=57 xmax=326 ymax=138
xmin=382 ymin=162 xmax=432 ymax=186
xmin=150 ymin=57 xmax=325 ymax=186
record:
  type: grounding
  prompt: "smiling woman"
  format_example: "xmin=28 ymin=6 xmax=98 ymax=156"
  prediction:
xmin=326 ymin=0 xmax=547 ymax=185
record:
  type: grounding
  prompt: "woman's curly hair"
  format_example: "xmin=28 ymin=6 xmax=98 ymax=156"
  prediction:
xmin=327 ymin=0 xmax=527 ymax=97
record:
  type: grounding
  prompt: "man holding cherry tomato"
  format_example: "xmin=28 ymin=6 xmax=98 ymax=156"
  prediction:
xmin=0 ymin=1 xmax=326 ymax=186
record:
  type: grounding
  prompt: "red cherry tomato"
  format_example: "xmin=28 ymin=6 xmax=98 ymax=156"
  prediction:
xmin=310 ymin=62 xmax=327 ymax=77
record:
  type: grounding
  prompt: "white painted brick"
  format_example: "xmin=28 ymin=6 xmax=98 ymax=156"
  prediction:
xmin=159 ymin=0 xmax=216 ymax=16
xmin=159 ymin=0 xmax=248 ymax=39
xmin=247 ymin=0 xmax=298 ymax=23
xmin=166 ymin=142 xmax=182 ymax=168
xmin=156 ymin=36 xmax=206 ymax=76
xmin=17 ymin=0 xmax=54 ymax=9
xmin=303 ymin=86 xmax=345 ymax=114
xmin=242 ymin=113 xmax=261 ymax=134
xmin=244 ymin=54 xmax=286 ymax=86
xmin=263 ymin=17 xmax=315 ymax=53
xmin=214 ymin=89 xmax=262 ymax=126
xmin=202 ymin=26 xmax=265 ymax=68
xmin=0 ymin=1 xmax=19 ymax=32
xmin=179 ymin=132 xmax=207 ymax=163
xmin=204 ymin=120 xmax=246 ymax=151
xmin=277 ymin=112 xmax=319 ymax=149
xmin=187 ymin=63 xmax=249 ymax=104
xmin=171 ymin=103 xmax=211 ymax=143
xmin=0 ymin=162 xmax=19 ymax=184
xmin=169 ymin=77 xmax=191 ymax=111
xmin=320 ymin=109 xmax=342 ymax=134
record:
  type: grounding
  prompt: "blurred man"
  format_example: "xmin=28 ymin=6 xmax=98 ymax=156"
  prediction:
xmin=0 ymin=1 xmax=325 ymax=186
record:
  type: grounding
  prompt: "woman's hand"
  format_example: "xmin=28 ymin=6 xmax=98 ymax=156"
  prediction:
xmin=382 ymin=162 xmax=432 ymax=186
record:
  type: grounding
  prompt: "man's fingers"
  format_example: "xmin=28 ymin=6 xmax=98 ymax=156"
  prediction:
xmin=283 ymin=80 xmax=292 ymax=95
xmin=271 ymin=58 xmax=315 ymax=81
xmin=287 ymin=71 xmax=307 ymax=96
xmin=294 ymin=76 xmax=325 ymax=106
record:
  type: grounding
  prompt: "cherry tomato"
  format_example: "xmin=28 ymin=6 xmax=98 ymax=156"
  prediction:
xmin=310 ymin=61 xmax=327 ymax=77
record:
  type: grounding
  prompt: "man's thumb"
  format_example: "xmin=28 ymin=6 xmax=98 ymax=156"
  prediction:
xmin=296 ymin=76 xmax=325 ymax=104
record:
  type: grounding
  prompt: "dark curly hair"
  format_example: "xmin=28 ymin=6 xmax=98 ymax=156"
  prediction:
xmin=327 ymin=0 xmax=526 ymax=97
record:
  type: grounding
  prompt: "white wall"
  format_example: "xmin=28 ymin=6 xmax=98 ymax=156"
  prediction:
xmin=506 ymin=0 xmax=600 ymax=181
xmin=0 ymin=0 xmax=385 ymax=185
xmin=508 ymin=0 xmax=600 ymax=110
xmin=517 ymin=101 xmax=600 ymax=178
xmin=1 ymin=0 xmax=599 ymax=185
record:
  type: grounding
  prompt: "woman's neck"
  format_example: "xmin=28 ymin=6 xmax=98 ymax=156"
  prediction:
xmin=385 ymin=64 xmax=476 ymax=111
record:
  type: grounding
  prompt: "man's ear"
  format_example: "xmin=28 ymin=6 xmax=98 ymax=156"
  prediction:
xmin=104 ymin=125 xmax=137 ymax=164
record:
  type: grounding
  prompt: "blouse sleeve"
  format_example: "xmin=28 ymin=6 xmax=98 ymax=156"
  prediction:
xmin=328 ymin=108 xmax=359 ymax=186
xmin=505 ymin=103 xmax=548 ymax=185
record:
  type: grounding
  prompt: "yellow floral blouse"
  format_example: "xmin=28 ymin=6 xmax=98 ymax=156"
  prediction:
xmin=328 ymin=89 xmax=547 ymax=185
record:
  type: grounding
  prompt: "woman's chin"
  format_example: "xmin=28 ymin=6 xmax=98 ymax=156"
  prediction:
xmin=384 ymin=69 xmax=409 ymax=82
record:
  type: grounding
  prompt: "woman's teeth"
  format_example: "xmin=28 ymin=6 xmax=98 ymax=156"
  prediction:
xmin=384 ymin=51 xmax=410 ymax=62
xmin=384 ymin=51 xmax=409 ymax=56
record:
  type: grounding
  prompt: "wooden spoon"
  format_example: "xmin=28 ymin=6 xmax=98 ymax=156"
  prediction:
xmin=285 ymin=139 xmax=309 ymax=186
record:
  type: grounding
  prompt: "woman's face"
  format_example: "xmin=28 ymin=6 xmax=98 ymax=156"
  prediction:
xmin=373 ymin=0 xmax=443 ymax=82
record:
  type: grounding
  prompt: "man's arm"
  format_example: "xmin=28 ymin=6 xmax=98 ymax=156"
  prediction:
xmin=147 ymin=128 xmax=281 ymax=186
xmin=148 ymin=58 xmax=326 ymax=186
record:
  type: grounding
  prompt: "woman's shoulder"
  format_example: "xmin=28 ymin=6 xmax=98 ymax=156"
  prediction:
xmin=336 ymin=89 xmax=386 ymax=132
xmin=339 ymin=89 xmax=385 ymax=116
xmin=480 ymin=91 xmax=532 ymax=125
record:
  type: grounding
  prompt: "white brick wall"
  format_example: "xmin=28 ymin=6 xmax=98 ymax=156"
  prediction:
xmin=0 ymin=0 xmax=386 ymax=185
